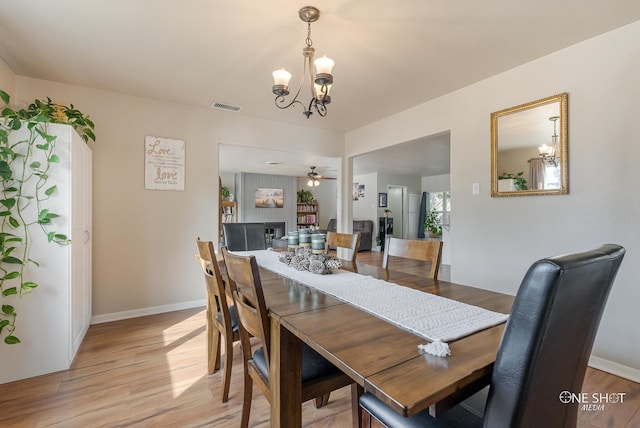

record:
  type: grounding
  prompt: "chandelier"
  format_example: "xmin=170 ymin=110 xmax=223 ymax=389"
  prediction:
xmin=307 ymin=166 xmax=320 ymax=187
xmin=538 ymin=116 xmax=560 ymax=167
xmin=272 ymin=6 xmax=334 ymax=119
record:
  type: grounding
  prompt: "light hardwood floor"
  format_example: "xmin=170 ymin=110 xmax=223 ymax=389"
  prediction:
xmin=1 ymin=252 xmax=638 ymax=427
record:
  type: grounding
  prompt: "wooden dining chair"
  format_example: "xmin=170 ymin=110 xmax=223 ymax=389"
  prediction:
xmin=359 ymin=244 xmax=625 ymax=428
xmin=195 ymin=237 xmax=240 ymax=403
xmin=325 ymin=231 xmax=361 ymax=263
xmin=382 ymin=237 xmax=443 ymax=280
xmin=221 ymin=247 xmax=354 ymax=428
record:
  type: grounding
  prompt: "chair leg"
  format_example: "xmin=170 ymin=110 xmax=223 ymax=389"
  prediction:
xmin=240 ymin=369 xmax=253 ymax=428
xmin=314 ymin=393 xmax=330 ymax=408
xmin=208 ymin=325 xmax=221 ymax=374
xmin=220 ymin=335 xmax=234 ymax=402
xmin=207 ymin=328 xmax=220 ymax=374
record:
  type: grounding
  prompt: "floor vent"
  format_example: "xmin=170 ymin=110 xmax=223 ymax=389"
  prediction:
xmin=210 ymin=101 xmax=244 ymax=112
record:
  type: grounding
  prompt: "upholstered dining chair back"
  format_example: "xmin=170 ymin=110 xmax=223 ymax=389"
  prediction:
xmin=325 ymin=231 xmax=361 ymax=263
xmin=483 ymin=244 xmax=625 ymax=427
xmin=222 ymin=222 xmax=267 ymax=251
xmin=382 ymin=237 xmax=443 ymax=279
xmin=358 ymin=244 xmax=625 ymax=428
xmin=221 ymin=247 xmax=354 ymax=428
xmin=195 ymin=237 xmax=240 ymax=402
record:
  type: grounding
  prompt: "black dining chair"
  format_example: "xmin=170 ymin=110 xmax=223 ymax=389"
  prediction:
xmin=222 ymin=222 xmax=267 ymax=251
xmin=359 ymin=244 xmax=625 ymax=428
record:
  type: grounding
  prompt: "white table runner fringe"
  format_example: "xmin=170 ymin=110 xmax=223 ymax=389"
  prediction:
xmin=418 ymin=340 xmax=451 ymax=357
xmin=240 ymin=250 xmax=508 ymax=357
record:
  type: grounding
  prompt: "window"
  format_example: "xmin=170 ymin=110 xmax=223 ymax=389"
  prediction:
xmin=428 ymin=191 xmax=451 ymax=228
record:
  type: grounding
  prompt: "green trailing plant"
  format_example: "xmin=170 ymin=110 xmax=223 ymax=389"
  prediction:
xmin=498 ymin=171 xmax=528 ymax=191
xmin=297 ymin=189 xmax=314 ymax=203
xmin=424 ymin=208 xmax=442 ymax=236
xmin=221 ymin=186 xmax=230 ymax=199
xmin=0 ymin=89 xmax=95 ymax=345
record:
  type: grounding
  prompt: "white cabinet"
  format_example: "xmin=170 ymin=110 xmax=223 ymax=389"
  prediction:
xmin=0 ymin=123 xmax=92 ymax=384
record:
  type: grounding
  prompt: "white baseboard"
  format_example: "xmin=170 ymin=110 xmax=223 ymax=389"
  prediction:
xmin=91 ymin=299 xmax=206 ymax=324
xmin=589 ymin=355 xmax=640 ymax=383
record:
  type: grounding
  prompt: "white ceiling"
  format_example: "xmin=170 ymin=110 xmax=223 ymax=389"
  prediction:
xmin=1 ymin=1 xmax=639 ymax=177
xmin=2 ymin=1 xmax=639 ymax=134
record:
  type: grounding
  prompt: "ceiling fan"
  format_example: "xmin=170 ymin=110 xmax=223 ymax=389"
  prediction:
xmin=302 ymin=166 xmax=336 ymax=187
xmin=306 ymin=166 xmax=321 ymax=187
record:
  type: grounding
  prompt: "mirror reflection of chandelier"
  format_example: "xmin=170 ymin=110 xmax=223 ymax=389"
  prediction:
xmin=271 ymin=6 xmax=334 ymax=119
xmin=538 ymin=116 xmax=560 ymax=167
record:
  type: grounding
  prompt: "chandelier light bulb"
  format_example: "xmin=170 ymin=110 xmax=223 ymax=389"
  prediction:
xmin=272 ymin=68 xmax=292 ymax=86
xmin=314 ymin=55 xmax=334 ymax=75
xmin=538 ymin=144 xmax=552 ymax=155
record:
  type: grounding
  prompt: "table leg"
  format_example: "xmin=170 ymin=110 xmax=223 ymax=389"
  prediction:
xmin=351 ymin=383 xmax=364 ymax=428
xmin=270 ymin=315 xmax=302 ymax=428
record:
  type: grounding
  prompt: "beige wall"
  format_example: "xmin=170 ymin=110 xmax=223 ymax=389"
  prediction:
xmin=346 ymin=21 xmax=640 ymax=377
xmin=14 ymin=77 xmax=344 ymax=320
xmin=0 ymin=57 xmax=16 ymax=102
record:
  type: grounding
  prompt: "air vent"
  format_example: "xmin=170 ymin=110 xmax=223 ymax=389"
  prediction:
xmin=210 ymin=101 xmax=244 ymax=112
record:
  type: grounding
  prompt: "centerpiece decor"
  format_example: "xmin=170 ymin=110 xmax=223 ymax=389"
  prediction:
xmin=278 ymin=247 xmax=341 ymax=275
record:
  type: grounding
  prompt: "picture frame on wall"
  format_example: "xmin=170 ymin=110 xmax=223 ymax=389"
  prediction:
xmin=378 ymin=192 xmax=387 ymax=207
xmin=255 ymin=188 xmax=284 ymax=208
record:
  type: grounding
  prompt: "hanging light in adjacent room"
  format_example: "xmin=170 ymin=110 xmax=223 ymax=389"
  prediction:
xmin=307 ymin=166 xmax=320 ymax=187
xmin=539 ymin=116 xmax=560 ymax=166
xmin=272 ymin=6 xmax=334 ymax=119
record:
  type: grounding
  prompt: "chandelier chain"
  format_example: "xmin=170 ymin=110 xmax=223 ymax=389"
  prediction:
xmin=306 ymin=22 xmax=313 ymax=48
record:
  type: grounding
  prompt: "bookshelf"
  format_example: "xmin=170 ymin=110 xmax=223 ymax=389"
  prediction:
xmin=296 ymin=201 xmax=319 ymax=229
xmin=219 ymin=177 xmax=237 ymax=242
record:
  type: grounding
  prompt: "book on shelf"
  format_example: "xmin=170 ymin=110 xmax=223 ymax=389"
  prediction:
xmin=297 ymin=214 xmax=316 ymax=224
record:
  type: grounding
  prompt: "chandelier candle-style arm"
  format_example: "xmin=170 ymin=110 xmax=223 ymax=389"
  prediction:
xmin=271 ymin=6 xmax=334 ymax=119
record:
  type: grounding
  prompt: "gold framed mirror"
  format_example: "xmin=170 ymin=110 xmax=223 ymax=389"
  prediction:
xmin=491 ymin=93 xmax=568 ymax=197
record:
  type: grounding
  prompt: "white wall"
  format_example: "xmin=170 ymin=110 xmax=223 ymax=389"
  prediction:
xmin=14 ymin=77 xmax=344 ymax=320
xmin=0 ymin=57 xmax=16 ymax=102
xmin=353 ymin=172 xmax=378 ymax=221
xmin=346 ymin=21 xmax=640 ymax=377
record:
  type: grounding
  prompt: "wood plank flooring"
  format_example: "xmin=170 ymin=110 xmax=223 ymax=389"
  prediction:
xmin=1 ymin=251 xmax=638 ymax=427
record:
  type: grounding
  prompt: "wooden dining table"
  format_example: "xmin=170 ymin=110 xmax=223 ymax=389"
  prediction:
xmin=235 ymin=255 xmax=514 ymax=428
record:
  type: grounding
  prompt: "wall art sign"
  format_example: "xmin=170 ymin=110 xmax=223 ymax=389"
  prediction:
xmin=144 ymin=136 xmax=185 ymax=191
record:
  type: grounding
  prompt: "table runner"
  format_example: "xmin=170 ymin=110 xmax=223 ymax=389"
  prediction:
xmin=236 ymin=250 xmax=508 ymax=356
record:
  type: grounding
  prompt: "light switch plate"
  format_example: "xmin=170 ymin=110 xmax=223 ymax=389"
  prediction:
xmin=472 ymin=182 xmax=480 ymax=195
